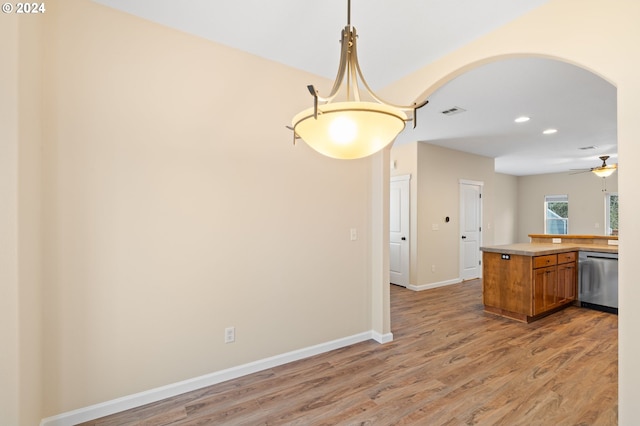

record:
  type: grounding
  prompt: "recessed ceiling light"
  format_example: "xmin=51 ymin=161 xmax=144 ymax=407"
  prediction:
xmin=543 ymin=128 xmax=558 ymax=135
xmin=514 ymin=116 xmax=530 ymax=123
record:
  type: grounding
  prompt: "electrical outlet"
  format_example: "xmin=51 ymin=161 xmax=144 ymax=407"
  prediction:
xmin=431 ymin=265 xmax=436 ymax=273
xmin=224 ymin=326 xmax=235 ymax=343
xmin=350 ymin=228 xmax=357 ymax=241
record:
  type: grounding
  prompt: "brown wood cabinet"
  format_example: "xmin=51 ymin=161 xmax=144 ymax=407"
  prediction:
xmin=557 ymin=254 xmax=577 ymax=302
xmin=483 ymin=250 xmax=577 ymax=322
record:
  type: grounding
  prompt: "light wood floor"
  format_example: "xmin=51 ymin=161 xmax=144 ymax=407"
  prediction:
xmin=80 ymin=280 xmax=618 ymax=425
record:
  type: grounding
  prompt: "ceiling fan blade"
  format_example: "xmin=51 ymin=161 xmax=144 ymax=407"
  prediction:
xmin=568 ymin=154 xmax=617 ymax=175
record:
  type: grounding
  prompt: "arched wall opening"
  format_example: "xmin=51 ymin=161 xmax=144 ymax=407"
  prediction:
xmin=389 ymin=54 xmax=617 ymax=287
xmin=383 ymin=45 xmax=632 ymax=409
xmin=412 ymin=53 xmax=617 ymax=103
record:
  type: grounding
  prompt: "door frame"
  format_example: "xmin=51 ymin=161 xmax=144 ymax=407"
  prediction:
xmin=459 ymin=179 xmax=483 ymax=280
xmin=390 ymin=174 xmax=411 ymax=287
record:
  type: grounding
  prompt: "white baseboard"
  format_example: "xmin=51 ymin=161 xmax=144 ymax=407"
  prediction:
xmin=407 ymin=277 xmax=462 ymax=292
xmin=40 ymin=330 xmax=390 ymax=426
xmin=371 ymin=330 xmax=394 ymax=344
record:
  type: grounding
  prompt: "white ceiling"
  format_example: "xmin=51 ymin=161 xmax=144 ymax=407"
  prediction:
xmin=396 ymin=57 xmax=617 ymax=176
xmin=93 ymin=0 xmax=617 ymax=176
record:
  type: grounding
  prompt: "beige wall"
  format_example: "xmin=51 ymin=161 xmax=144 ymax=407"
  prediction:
xmin=390 ymin=147 xmax=617 ymax=281
xmin=5 ymin=0 xmax=640 ymax=422
xmin=390 ymin=142 xmax=418 ymax=284
xmin=518 ymin=172 xmax=618 ymax=242
xmin=0 ymin=13 xmax=44 ymax=426
xmin=18 ymin=14 xmax=44 ymax=426
xmin=383 ymin=0 xmax=640 ymax=421
xmin=1 ymin=14 xmax=20 ymax=426
xmin=493 ymin=173 xmax=519 ymax=245
xmin=391 ymin=142 xmax=496 ymax=287
xmin=36 ymin=0 xmax=374 ymax=417
xmin=416 ymin=143 xmax=495 ymax=286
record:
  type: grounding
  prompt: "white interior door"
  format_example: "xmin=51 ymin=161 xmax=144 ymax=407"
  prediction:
xmin=390 ymin=175 xmax=410 ymax=287
xmin=460 ymin=180 xmax=483 ymax=280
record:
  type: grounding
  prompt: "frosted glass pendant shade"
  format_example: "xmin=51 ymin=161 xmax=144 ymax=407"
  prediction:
xmin=292 ymin=101 xmax=407 ymax=159
xmin=288 ymin=1 xmax=427 ymax=159
xmin=592 ymin=166 xmax=617 ymax=177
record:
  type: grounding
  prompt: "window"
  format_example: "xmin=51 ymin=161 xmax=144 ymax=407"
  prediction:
xmin=605 ymin=192 xmax=618 ymax=236
xmin=545 ymin=195 xmax=568 ymax=234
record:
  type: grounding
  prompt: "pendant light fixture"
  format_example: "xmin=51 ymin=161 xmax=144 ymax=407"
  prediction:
xmin=289 ymin=0 xmax=428 ymax=159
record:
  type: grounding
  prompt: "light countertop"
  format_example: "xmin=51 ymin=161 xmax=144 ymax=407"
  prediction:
xmin=481 ymin=243 xmax=618 ymax=256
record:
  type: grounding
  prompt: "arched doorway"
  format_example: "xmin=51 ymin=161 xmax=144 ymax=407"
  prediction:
xmin=390 ymin=56 xmax=617 ymax=289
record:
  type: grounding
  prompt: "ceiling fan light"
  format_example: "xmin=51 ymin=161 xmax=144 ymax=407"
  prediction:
xmin=592 ymin=165 xmax=617 ymax=178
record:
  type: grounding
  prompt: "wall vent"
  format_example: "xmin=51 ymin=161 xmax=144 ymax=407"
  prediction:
xmin=440 ymin=106 xmax=466 ymax=116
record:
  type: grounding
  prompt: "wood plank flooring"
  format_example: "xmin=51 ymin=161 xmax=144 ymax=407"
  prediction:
xmin=79 ymin=280 xmax=618 ymax=425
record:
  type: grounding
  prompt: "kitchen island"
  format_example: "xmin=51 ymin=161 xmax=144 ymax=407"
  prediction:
xmin=481 ymin=235 xmax=618 ymax=322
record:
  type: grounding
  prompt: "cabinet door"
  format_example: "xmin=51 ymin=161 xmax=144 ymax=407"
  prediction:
xmin=533 ymin=266 xmax=558 ymax=315
xmin=557 ymin=262 xmax=577 ymax=302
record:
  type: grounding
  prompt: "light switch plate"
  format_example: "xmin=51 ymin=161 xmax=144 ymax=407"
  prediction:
xmin=608 ymin=240 xmax=619 ymax=246
xmin=552 ymin=238 xmax=562 ymax=243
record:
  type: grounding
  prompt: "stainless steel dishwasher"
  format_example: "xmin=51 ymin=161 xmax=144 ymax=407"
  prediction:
xmin=578 ymin=251 xmax=618 ymax=314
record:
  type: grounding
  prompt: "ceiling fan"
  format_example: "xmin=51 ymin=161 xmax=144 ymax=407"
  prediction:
xmin=571 ymin=155 xmax=618 ymax=177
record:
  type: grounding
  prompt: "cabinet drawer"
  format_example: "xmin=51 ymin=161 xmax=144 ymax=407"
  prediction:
xmin=533 ymin=254 xmax=557 ymax=269
xmin=557 ymin=251 xmax=576 ymax=264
